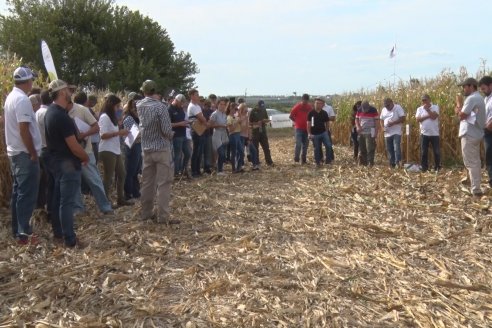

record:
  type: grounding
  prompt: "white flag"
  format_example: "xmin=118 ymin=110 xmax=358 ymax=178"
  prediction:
xmin=41 ymin=40 xmax=58 ymax=81
xmin=389 ymin=45 xmax=396 ymax=58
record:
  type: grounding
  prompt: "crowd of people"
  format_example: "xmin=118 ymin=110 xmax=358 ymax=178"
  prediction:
xmin=286 ymin=77 xmax=492 ymax=199
xmin=3 ymin=64 xmax=492 ymax=247
xmin=343 ymin=76 xmax=492 ymax=197
xmin=3 ymin=66 xmax=278 ymax=247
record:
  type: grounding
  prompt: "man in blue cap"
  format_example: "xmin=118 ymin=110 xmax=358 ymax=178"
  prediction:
xmin=249 ymin=100 xmax=274 ymax=166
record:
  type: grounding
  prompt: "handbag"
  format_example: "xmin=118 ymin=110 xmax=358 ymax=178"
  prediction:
xmin=191 ymin=119 xmax=207 ymax=136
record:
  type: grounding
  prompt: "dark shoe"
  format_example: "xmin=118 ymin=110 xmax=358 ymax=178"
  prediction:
xmin=53 ymin=235 xmax=64 ymax=245
xmin=156 ymin=217 xmax=181 ymax=225
xmin=204 ymin=169 xmax=212 ymax=175
xmin=473 ymin=192 xmax=484 ymax=198
xmin=65 ymin=237 xmax=88 ymax=249
xmin=102 ymin=210 xmax=115 ymax=217
xmin=117 ymin=200 xmax=134 ymax=206
xmin=141 ymin=214 xmax=156 ymax=221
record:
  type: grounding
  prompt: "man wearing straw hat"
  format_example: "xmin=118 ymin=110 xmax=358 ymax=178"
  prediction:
xmin=45 ymin=79 xmax=89 ymax=248
xmin=4 ymin=66 xmax=42 ymax=245
xmin=455 ymin=77 xmax=486 ymax=197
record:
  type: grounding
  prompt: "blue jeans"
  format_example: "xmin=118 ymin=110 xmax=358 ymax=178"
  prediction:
xmin=74 ymin=152 xmax=112 ymax=213
xmin=484 ymin=133 xmax=492 ymax=185
xmin=9 ymin=152 xmax=40 ymax=239
xmin=173 ymin=136 xmax=191 ymax=175
xmin=191 ymin=132 xmax=205 ymax=176
xmin=312 ymin=132 xmax=332 ymax=165
xmin=217 ymin=144 xmax=226 ymax=172
xmin=315 ymin=130 xmax=335 ymax=163
xmin=124 ymin=143 xmax=142 ymax=199
xmin=92 ymin=142 xmax=99 ymax=163
xmin=294 ymin=129 xmax=308 ymax=162
xmin=202 ymin=134 xmax=212 ymax=172
xmin=229 ymin=132 xmax=241 ymax=171
xmin=49 ymin=158 xmax=81 ymax=246
xmin=250 ymin=143 xmax=260 ymax=166
xmin=420 ymin=135 xmax=440 ymax=171
xmin=237 ymin=135 xmax=245 ymax=169
xmin=351 ymin=127 xmax=359 ymax=159
xmin=40 ymin=149 xmax=54 ymax=219
xmin=241 ymin=136 xmax=259 ymax=166
xmin=385 ymin=134 xmax=402 ymax=167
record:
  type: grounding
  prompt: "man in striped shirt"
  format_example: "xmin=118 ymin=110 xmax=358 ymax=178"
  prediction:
xmin=136 ymin=80 xmax=177 ymax=224
xmin=355 ymin=101 xmax=379 ymax=166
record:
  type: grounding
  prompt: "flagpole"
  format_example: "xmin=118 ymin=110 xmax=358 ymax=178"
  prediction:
xmin=392 ymin=43 xmax=396 ymax=89
xmin=393 ymin=53 xmax=396 ymax=89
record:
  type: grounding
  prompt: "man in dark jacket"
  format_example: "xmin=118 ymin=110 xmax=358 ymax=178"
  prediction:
xmin=249 ymin=100 xmax=273 ymax=166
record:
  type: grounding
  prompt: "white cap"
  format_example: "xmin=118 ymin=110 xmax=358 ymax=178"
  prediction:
xmin=175 ymin=94 xmax=186 ymax=103
xmin=13 ymin=66 xmax=37 ymax=82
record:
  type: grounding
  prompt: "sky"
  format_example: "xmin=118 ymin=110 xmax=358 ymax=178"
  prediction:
xmin=1 ymin=0 xmax=491 ymax=96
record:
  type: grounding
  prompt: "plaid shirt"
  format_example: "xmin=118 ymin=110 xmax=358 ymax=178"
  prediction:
xmin=136 ymin=97 xmax=174 ymax=152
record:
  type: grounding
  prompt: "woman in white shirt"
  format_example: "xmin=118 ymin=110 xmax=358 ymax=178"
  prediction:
xmin=98 ymin=95 xmax=131 ymax=206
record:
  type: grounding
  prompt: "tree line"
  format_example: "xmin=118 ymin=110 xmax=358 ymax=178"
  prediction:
xmin=0 ymin=0 xmax=198 ymax=93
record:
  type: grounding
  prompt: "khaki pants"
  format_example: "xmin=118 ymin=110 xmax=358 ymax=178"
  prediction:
xmin=461 ymin=135 xmax=482 ymax=194
xmin=99 ymin=151 xmax=125 ymax=203
xmin=140 ymin=150 xmax=174 ymax=220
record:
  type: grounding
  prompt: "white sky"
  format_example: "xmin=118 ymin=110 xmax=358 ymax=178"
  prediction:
xmin=2 ymin=0 xmax=491 ymax=96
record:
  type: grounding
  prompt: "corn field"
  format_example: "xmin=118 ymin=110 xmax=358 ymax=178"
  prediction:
xmin=0 ymin=56 xmax=22 ymax=207
xmin=330 ymin=67 xmax=490 ymax=166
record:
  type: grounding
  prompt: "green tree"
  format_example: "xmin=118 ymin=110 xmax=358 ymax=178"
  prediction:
xmin=0 ymin=0 xmax=198 ymax=92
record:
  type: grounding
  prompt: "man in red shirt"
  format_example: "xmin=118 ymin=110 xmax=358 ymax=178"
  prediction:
xmin=289 ymin=93 xmax=312 ymax=164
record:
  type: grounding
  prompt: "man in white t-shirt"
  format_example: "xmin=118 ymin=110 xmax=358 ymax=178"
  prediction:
xmin=34 ymin=90 xmax=54 ymax=212
xmin=68 ymin=97 xmax=113 ymax=215
xmin=4 ymin=66 xmax=42 ymax=245
xmin=479 ymin=76 xmax=492 ymax=187
xmin=380 ymin=98 xmax=406 ymax=167
xmin=187 ymin=89 xmax=207 ymax=177
xmin=415 ymin=94 xmax=440 ymax=172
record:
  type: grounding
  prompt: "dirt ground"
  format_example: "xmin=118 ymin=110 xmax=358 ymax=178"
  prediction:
xmin=1 ymin=130 xmax=492 ymax=327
